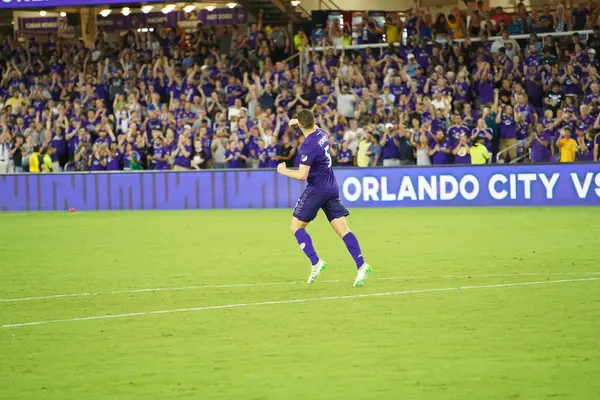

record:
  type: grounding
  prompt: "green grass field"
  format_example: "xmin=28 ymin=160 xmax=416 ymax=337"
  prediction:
xmin=1 ymin=207 xmax=599 ymax=400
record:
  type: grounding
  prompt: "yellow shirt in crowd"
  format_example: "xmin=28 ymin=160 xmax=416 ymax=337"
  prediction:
xmin=5 ymin=96 xmax=24 ymax=110
xmin=293 ymin=33 xmax=303 ymax=51
xmin=42 ymin=154 xmax=53 ymax=172
xmin=29 ymin=152 xmax=41 ymax=172
xmin=342 ymin=35 xmax=352 ymax=47
xmin=470 ymin=144 xmax=489 ymax=165
xmin=385 ymin=24 xmax=399 ymax=44
xmin=357 ymin=140 xmax=371 ymax=167
xmin=448 ymin=19 xmax=464 ymax=39
xmin=558 ymin=138 xmax=577 ymax=162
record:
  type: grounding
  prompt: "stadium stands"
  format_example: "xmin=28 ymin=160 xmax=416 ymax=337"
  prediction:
xmin=1 ymin=3 xmax=599 ymax=173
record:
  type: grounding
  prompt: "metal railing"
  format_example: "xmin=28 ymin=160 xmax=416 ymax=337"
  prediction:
xmin=318 ymin=0 xmax=341 ymax=11
xmin=283 ymin=51 xmax=301 ymax=64
xmin=310 ymin=29 xmax=594 ymax=52
xmin=496 ymin=139 xmax=530 ymax=164
xmin=296 ymin=3 xmax=311 ymax=19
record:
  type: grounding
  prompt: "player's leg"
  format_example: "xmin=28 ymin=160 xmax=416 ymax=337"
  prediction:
xmin=324 ymin=198 xmax=372 ymax=287
xmin=290 ymin=216 xmax=317 ymax=265
xmin=291 ymin=191 xmax=327 ymax=285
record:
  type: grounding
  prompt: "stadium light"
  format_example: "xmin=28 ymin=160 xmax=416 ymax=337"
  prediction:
xmin=39 ymin=10 xmax=47 ymax=16
xmin=291 ymin=0 xmax=300 ymax=5
xmin=226 ymin=2 xmax=237 ymax=8
xmin=162 ymin=4 xmax=175 ymax=14
xmin=141 ymin=5 xmax=153 ymax=13
xmin=206 ymin=5 xmax=215 ymax=11
xmin=99 ymin=9 xmax=111 ymax=17
xmin=122 ymin=7 xmax=131 ymax=16
xmin=183 ymin=4 xmax=196 ymax=13
xmin=59 ymin=12 xmax=67 ymax=17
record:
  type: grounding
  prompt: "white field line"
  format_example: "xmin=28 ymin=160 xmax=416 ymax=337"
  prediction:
xmin=1 ymin=271 xmax=600 ymax=303
xmin=1 ymin=277 xmax=599 ymax=329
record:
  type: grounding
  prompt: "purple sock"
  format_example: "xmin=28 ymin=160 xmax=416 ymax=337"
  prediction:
xmin=343 ymin=232 xmax=364 ymax=269
xmin=294 ymin=228 xmax=319 ymax=265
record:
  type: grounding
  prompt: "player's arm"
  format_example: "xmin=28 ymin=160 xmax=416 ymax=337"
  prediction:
xmin=277 ymin=163 xmax=310 ymax=181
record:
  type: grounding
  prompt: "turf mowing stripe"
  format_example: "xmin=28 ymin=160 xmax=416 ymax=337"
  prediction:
xmin=1 ymin=271 xmax=599 ymax=303
xmin=1 ymin=277 xmax=598 ymax=329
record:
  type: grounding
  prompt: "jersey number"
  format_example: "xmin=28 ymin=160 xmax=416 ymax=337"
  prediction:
xmin=324 ymin=145 xmax=332 ymax=168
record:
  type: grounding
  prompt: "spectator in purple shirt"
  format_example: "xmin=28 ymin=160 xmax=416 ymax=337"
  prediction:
xmin=576 ymin=130 xmax=595 ymax=161
xmin=496 ymin=100 xmax=518 ymax=162
xmin=89 ymin=143 xmax=106 ymax=172
xmin=225 ymin=76 xmax=243 ymax=107
xmin=266 ymin=136 xmax=280 ymax=168
xmin=380 ymin=124 xmax=400 ymax=166
xmin=526 ymin=122 xmax=552 ymax=163
xmin=256 ymin=140 xmax=269 ymax=168
xmin=105 ymin=143 xmax=121 ymax=171
xmin=447 ymin=114 xmax=471 ymax=146
xmin=452 ymin=135 xmax=471 ymax=164
xmin=173 ymin=135 xmax=192 ymax=170
xmin=560 ymin=64 xmax=580 ymax=96
xmin=429 ymin=130 xmax=452 ymax=165
xmin=470 ymin=118 xmax=494 ymax=152
xmin=337 ymin=141 xmax=354 ymax=167
xmin=152 ymin=137 xmax=170 ymax=170
xmin=224 ymin=140 xmax=246 ymax=168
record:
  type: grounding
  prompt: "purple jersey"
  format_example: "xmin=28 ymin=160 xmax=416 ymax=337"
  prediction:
xmin=106 ymin=151 xmax=121 ymax=171
xmin=266 ymin=145 xmax=279 ymax=168
xmin=337 ymin=149 xmax=353 ymax=166
xmin=499 ymin=113 xmax=517 ymax=139
xmin=472 ymin=127 xmax=494 ymax=151
xmin=531 ymin=130 xmax=552 ymax=163
xmin=90 ymin=155 xmax=105 ymax=171
xmin=298 ymin=128 xmax=338 ymax=193
xmin=154 ymin=145 xmax=169 ymax=170
xmin=447 ymin=125 xmax=470 ymax=145
xmin=256 ymin=148 xmax=269 ymax=168
xmin=293 ymin=127 xmax=349 ymax=223
xmin=579 ymin=137 xmax=594 ymax=161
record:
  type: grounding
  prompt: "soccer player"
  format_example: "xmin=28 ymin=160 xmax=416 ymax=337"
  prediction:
xmin=276 ymin=109 xmax=372 ymax=287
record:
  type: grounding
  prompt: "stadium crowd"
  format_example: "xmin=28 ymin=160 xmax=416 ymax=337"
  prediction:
xmin=1 ymin=3 xmax=600 ymax=173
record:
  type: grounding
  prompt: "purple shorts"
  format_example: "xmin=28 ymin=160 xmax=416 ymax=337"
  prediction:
xmin=293 ymin=188 xmax=349 ymax=223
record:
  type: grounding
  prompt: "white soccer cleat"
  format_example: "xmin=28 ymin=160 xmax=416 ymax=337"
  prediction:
xmin=353 ymin=263 xmax=372 ymax=287
xmin=307 ymin=260 xmax=327 ymax=285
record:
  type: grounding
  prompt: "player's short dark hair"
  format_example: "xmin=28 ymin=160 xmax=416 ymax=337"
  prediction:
xmin=297 ymin=109 xmax=315 ymax=129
